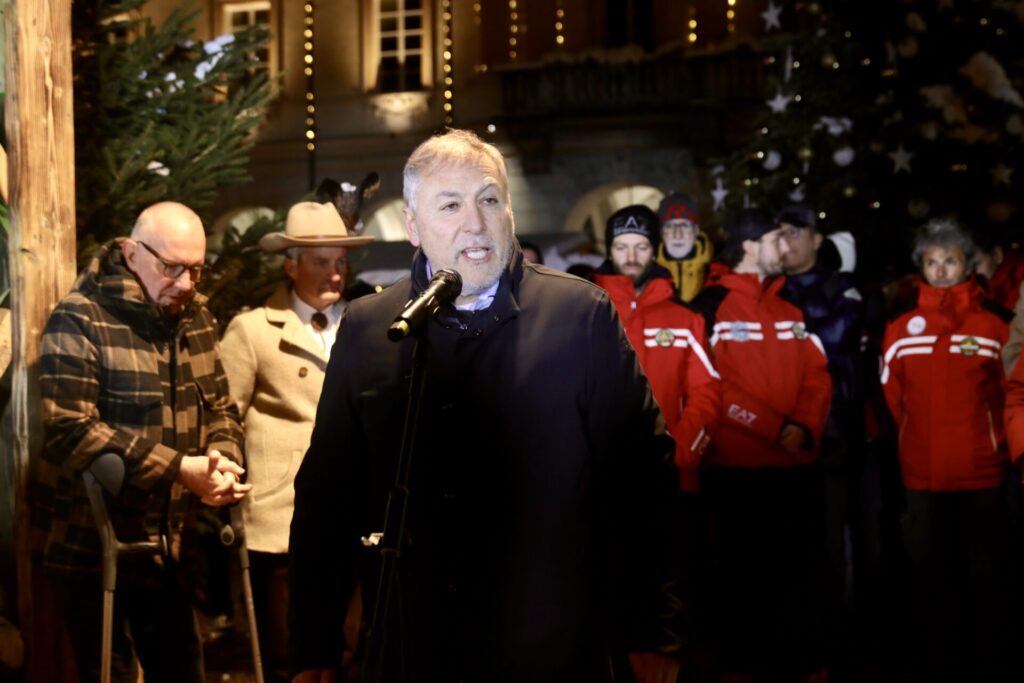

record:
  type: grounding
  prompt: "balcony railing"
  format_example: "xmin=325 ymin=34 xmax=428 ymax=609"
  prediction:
xmin=495 ymin=46 xmax=762 ymax=118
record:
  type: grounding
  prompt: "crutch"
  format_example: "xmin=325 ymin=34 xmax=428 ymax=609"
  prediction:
xmin=219 ymin=506 xmax=265 ymax=683
xmin=82 ymin=452 xmax=168 ymax=683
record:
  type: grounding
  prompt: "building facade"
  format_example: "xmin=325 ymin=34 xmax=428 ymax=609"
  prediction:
xmin=147 ymin=0 xmax=764 ymax=249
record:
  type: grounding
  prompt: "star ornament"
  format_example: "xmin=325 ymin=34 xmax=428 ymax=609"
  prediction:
xmin=711 ymin=177 xmax=729 ymax=212
xmin=761 ymin=1 xmax=783 ymax=31
xmin=992 ymin=163 xmax=1014 ymax=185
xmin=767 ymin=89 xmax=792 ymax=114
xmin=888 ymin=144 xmax=914 ymax=174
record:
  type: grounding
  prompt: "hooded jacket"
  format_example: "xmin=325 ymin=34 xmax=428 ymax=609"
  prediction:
xmin=289 ymin=248 xmax=685 ymax=682
xmin=594 ymin=263 xmax=721 ymax=491
xmin=882 ymin=277 xmax=1010 ymax=491
xmin=656 ymin=232 xmax=713 ymax=302
xmin=36 ymin=238 xmax=244 ymax=576
xmin=691 ymin=268 xmax=832 ymax=468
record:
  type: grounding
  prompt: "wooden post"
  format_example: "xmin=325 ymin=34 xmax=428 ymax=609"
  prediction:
xmin=4 ymin=0 xmax=77 ymax=680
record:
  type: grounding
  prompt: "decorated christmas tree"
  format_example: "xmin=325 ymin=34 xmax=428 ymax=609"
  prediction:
xmin=723 ymin=0 xmax=1024 ymax=273
xmin=73 ymin=0 xmax=275 ymax=255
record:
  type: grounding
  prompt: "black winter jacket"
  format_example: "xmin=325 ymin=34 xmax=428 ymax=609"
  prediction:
xmin=289 ymin=249 xmax=684 ymax=682
xmin=782 ymin=263 xmax=865 ymax=465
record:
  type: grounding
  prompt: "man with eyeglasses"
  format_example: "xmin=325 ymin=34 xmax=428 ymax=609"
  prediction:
xmin=656 ymin=192 xmax=713 ymax=302
xmin=36 ymin=201 xmax=249 ymax=683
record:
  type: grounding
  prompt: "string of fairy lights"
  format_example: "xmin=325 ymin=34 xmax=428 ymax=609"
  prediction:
xmin=508 ymin=0 xmax=519 ymax=61
xmin=555 ymin=1 xmax=565 ymax=46
xmin=303 ymin=1 xmax=316 ymax=188
xmin=442 ymin=0 xmax=454 ymax=125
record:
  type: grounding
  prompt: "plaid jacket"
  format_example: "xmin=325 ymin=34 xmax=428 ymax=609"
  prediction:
xmin=34 ymin=238 xmax=244 ymax=576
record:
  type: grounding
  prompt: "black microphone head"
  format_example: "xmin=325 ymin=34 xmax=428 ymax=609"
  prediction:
xmin=433 ymin=269 xmax=463 ymax=302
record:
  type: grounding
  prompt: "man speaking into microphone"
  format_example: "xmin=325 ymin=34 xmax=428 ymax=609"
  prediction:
xmin=289 ymin=129 xmax=685 ymax=683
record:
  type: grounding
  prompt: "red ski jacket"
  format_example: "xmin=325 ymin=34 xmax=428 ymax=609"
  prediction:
xmin=882 ymin=278 xmax=1010 ymax=491
xmin=595 ymin=268 xmax=721 ymax=491
xmin=691 ymin=270 xmax=832 ymax=468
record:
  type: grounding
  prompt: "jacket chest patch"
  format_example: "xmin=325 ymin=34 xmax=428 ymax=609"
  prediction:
xmin=907 ymin=315 xmax=927 ymax=335
xmin=731 ymin=322 xmax=751 ymax=341
xmin=791 ymin=322 xmax=807 ymax=340
xmin=957 ymin=336 xmax=980 ymax=357
xmin=654 ymin=329 xmax=675 ymax=347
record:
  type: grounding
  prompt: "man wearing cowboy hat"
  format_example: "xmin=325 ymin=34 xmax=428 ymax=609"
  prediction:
xmin=219 ymin=201 xmax=373 ymax=682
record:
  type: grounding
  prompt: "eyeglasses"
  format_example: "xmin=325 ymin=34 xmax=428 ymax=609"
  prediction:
xmin=662 ymin=221 xmax=698 ymax=236
xmin=137 ymin=240 xmax=205 ymax=282
xmin=779 ymin=225 xmax=807 ymax=239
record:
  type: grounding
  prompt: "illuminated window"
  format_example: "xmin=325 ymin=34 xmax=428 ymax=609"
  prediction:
xmin=365 ymin=0 xmax=433 ymax=92
xmin=218 ymin=1 xmax=276 ymax=75
xmin=379 ymin=0 xmax=428 ymax=91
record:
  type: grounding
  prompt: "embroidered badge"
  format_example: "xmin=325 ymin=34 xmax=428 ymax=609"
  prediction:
xmin=792 ymin=322 xmax=807 ymax=340
xmin=731 ymin=322 xmax=750 ymax=342
xmin=959 ymin=337 xmax=980 ymax=357
xmin=907 ymin=315 xmax=926 ymax=335
xmin=655 ymin=329 xmax=675 ymax=348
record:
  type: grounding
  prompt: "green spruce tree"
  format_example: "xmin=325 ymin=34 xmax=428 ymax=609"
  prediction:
xmin=73 ymin=0 xmax=275 ymax=255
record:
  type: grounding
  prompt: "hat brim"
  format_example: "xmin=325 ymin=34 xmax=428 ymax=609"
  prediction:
xmin=259 ymin=233 xmax=376 ymax=253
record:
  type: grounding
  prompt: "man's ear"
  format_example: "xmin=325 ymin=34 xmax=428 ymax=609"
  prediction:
xmin=122 ymin=239 xmax=139 ymax=271
xmin=813 ymin=232 xmax=824 ymax=250
xmin=402 ymin=207 xmax=421 ymax=246
xmin=283 ymin=254 xmax=299 ymax=281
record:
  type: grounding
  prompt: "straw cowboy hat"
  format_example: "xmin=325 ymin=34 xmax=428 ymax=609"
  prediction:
xmin=259 ymin=201 xmax=375 ymax=253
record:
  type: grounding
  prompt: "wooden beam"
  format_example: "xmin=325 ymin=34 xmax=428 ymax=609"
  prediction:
xmin=4 ymin=0 xmax=77 ymax=680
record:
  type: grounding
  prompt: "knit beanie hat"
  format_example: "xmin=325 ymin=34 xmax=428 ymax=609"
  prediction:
xmin=658 ymin=192 xmax=701 ymax=227
xmin=605 ymin=205 xmax=661 ymax=254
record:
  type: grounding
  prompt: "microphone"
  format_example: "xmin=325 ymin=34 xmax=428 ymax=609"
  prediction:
xmin=388 ymin=269 xmax=462 ymax=342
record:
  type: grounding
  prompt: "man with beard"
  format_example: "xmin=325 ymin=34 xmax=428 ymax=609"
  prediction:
xmin=691 ymin=208 xmax=832 ymax=683
xmin=656 ymin=192 xmax=713 ymax=302
xmin=289 ymin=129 xmax=685 ymax=683
xmin=219 ymin=201 xmax=374 ymax=682
xmin=37 ymin=202 xmax=249 ymax=682
xmin=593 ymin=204 xmax=720 ymax=492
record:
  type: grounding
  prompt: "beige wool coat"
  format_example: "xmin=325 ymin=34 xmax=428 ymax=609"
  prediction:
xmin=220 ymin=284 xmax=344 ymax=553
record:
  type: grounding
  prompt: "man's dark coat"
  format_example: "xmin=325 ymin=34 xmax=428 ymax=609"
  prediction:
xmin=289 ymin=249 xmax=684 ymax=682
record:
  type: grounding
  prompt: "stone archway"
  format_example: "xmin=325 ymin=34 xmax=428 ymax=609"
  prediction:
xmin=362 ymin=197 xmax=410 ymax=242
xmin=208 ymin=205 xmax=276 ymax=255
xmin=561 ymin=182 xmax=665 ymax=253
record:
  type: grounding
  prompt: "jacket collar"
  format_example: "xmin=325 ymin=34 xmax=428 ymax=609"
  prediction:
xmin=717 ymin=267 xmax=786 ymax=298
xmin=656 ymin=232 xmax=711 ymax=264
xmin=916 ymin=276 xmax=984 ymax=313
xmin=409 ymin=243 xmax=523 ymax=334
xmin=263 ymin=283 xmax=340 ymax=362
xmin=594 ymin=262 xmax=675 ymax=308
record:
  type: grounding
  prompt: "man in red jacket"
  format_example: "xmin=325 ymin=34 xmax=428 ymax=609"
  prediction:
xmin=691 ymin=208 xmax=832 ymax=683
xmin=882 ymin=219 xmax=1015 ymax=682
xmin=593 ymin=204 xmax=721 ymax=492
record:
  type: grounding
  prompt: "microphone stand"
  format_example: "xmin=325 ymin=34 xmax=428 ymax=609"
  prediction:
xmin=361 ymin=331 xmax=430 ymax=683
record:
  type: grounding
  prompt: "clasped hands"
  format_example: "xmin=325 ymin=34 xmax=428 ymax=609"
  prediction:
xmin=177 ymin=450 xmax=252 ymax=505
